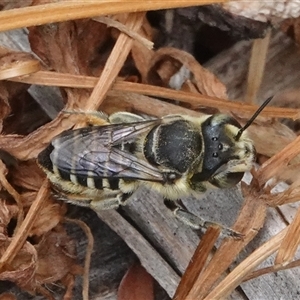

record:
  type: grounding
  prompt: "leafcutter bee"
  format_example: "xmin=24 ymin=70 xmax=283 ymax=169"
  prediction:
xmin=38 ymin=98 xmax=272 ymax=237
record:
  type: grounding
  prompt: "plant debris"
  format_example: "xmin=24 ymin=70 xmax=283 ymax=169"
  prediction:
xmin=0 ymin=1 xmax=300 ymax=300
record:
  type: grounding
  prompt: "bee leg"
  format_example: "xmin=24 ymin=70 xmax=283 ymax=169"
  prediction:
xmin=55 ymin=189 xmax=131 ymax=211
xmin=164 ymin=199 xmax=243 ymax=239
xmin=90 ymin=192 xmax=131 ymax=211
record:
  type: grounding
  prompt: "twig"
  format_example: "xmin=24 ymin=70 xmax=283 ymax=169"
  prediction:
xmin=84 ymin=12 xmax=145 ymax=111
xmin=65 ymin=218 xmax=94 ymax=300
xmin=93 ymin=16 xmax=153 ymax=50
xmin=0 ymin=1 xmax=227 ymax=32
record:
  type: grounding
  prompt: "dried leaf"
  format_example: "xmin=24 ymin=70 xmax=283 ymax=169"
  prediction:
xmin=0 ymin=293 xmax=16 ymax=300
xmin=10 ymin=160 xmax=45 ymax=192
xmin=29 ymin=199 xmax=66 ymax=236
xmin=117 ymin=264 xmax=154 ymax=300
xmin=0 ymin=238 xmax=37 ymax=289
xmin=33 ymin=226 xmax=80 ymax=285
xmin=147 ymin=47 xmax=227 ymax=98
xmin=0 ymin=199 xmax=18 ymax=234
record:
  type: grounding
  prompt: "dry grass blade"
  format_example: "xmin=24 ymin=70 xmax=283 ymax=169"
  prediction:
xmin=275 ymin=206 xmax=300 ymax=265
xmin=10 ymin=71 xmax=300 ymax=119
xmin=177 ymin=183 xmax=267 ymax=299
xmin=0 ymin=1 xmax=226 ymax=32
xmin=93 ymin=16 xmax=153 ymax=50
xmin=244 ymin=258 xmax=300 ymax=282
xmin=0 ymin=179 xmax=49 ymax=270
xmin=0 ymin=59 xmax=40 ymax=80
xmin=257 ymin=135 xmax=300 ymax=185
xmin=204 ymin=228 xmax=288 ymax=300
xmin=84 ymin=12 xmax=145 ymax=111
xmin=245 ymin=29 xmax=271 ymax=104
xmin=173 ymin=226 xmax=221 ymax=300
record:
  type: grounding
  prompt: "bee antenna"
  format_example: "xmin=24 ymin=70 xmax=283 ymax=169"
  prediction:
xmin=235 ymin=96 xmax=273 ymax=141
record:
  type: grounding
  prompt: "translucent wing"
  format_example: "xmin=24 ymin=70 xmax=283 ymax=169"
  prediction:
xmin=50 ymin=120 xmax=165 ymax=182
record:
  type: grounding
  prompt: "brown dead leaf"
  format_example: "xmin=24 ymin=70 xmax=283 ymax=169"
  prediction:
xmin=28 ymin=22 xmax=80 ymax=74
xmin=0 ymin=199 xmax=18 ymax=234
xmin=0 ymin=293 xmax=16 ymax=300
xmin=10 ymin=160 xmax=45 ymax=192
xmin=0 ymin=225 xmax=81 ymax=299
xmin=0 ymin=47 xmax=40 ymax=80
xmin=117 ymin=264 xmax=154 ymax=300
xmin=0 ymin=237 xmax=37 ymax=289
xmin=0 ymin=160 xmax=23 ymax=227
xmin=28 ymin=18 xmax=112 ymax=77
xmin=29 ymin=198 xmax=66 ymax=237
xmin=0 ymin=0 xmax=32 ymax=10
xmin=0 ymin=82 xmax=19 ymax=132
xmin=130 ymin=16 xmax=155 ymax=82
xmin=281 ymin=17 xmax=300 ymax=45
xmin=0 ymin=112 xmax=79 ymax=160
xmin=147 ymin=47 xmax=227 ymax=98
xmin=33 ymin=226 xmax=81 ymax=285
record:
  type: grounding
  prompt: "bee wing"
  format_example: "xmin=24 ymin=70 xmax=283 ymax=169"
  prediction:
xmin=50 ymin=120 xmax=165 ymax=182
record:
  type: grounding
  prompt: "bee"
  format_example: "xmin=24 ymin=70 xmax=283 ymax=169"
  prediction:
xmin=38 ymin=98 xmax=272 ymax=237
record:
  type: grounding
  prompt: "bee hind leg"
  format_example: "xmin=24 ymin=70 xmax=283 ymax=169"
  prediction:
xmin=55 ymin=189 xmax=131 ymax=211
xmin=164 ymin=199 xmax=243 ymax=239
xmin=90 ymin=192 xmax=131 ymax=211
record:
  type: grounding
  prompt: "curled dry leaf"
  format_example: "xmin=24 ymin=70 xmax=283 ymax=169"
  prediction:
xmin=0 ymin=84 xmax=10 ymax=133
xmin=281 ymin=17 xmax=300 ymax=45
xmin=29 ymin=199 xmax=66 ymax=237
xmin=0 ymin=226 xmax=81 ymax=298
xmin=0 ymin=293 xmax=16 ymax=300
xmin=0 ymin=199 xmax=18 ymax=234
xmin=0 ymin=112 xmax=80 ymax=160
xmin=28 ymin=18 xmax=113 ymax=76
xmin=33 ymin=226 xmax=81 ymax=286
xmin=147 ymin=47 xmax=227 ymax=98
xmin=131 ymin=33 xmax=154 ymax=82
xmin=0 ymin=238 xmax=37 ymax=289
xmin=9 ymin=160 xmax=46 ymax=193
xmin=0 ymin=0 xmax=33 ymax=10
xmin=0 ymin=47 xmax=40 ymax=80
xmin=117 ymin=264 xmax=154 ymax=300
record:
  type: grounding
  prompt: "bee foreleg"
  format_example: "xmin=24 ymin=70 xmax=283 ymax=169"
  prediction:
xmin=164 ymin=199 xmax=243 ymax=239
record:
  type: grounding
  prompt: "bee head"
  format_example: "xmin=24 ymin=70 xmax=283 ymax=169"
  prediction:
xmin=192 ymin=96 xmax=272 ymax=188
xmin=196 ymin=114 xmax=255 ymax=188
